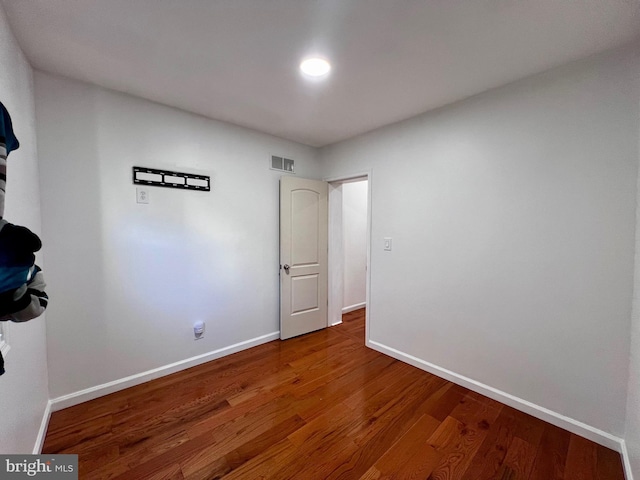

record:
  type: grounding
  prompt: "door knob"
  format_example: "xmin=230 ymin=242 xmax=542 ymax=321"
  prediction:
xmin=283 ymin=264 xmax=290 ymax=273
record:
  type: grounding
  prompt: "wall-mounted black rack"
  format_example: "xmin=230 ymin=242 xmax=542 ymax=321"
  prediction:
xmin=133 ymin=167 xmax=210 ymax=191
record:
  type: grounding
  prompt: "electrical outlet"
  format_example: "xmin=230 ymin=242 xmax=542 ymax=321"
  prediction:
xmin=194 ymin=321 xmax=205 ymax=340
xmin=136 ymin=187 xmax=150 ymax=204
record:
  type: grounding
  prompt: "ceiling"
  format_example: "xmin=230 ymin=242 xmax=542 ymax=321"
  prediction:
xmin=2 ymin=0 xmax=639 ymax=147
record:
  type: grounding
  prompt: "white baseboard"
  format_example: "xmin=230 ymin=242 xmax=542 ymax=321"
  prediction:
xmin=50 ymin=332 xmax=280 ymax=412
xmin=33 ymin=400 xmax=52 ymax=454
xmin=342 ymin=302 xmax=366 ymax=314
xmin=621 ymin=440 xmax=635 ymax=480
xmin=367 ymin=339 xmax=624 ymax=452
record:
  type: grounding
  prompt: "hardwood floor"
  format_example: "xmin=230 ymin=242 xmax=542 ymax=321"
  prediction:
xmin=43 ymin=309 xmax=625 ymax=479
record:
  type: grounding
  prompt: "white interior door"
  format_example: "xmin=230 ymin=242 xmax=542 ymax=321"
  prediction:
xmin=280 ymin=176 xmax=328 ymax=340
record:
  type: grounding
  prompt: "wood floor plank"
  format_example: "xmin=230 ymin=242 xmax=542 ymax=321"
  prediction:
xmin=528 ymin=423 xmax=570 ymax=480
xmin=145 ymin=463 xmax=184 ymax=480
xmin=344 ymin=372 xmax=450 ymax=450
xmin=460 ymin=408 xmax=520 ymax=480
xmin=242 ymin=402 xmax=362 ymax=479
xmin=45 ymin=395 xmax=129 ymax=434
xmin=428 ymin=383 xmax=469 ymax=422
xmin=115 ymin=395 xmax=229 ymax=436
xmin=449 ymin=392 xmax=504 ymax=432
xmin=292 ymin=355 xmax=397 ymax=421
xmin=224 ymin=415 xmax=305 ymax=471
xmin=429 ymin=421 xmax=489 ymax=480
xmin=117 ymin=429 xmax=191 ymax=469
xmin=287 ymin=400 xmax=349 ymax=444
xmin=342 ymin=361 xmax=439 ymax=414
xmin=72 ymin=444 xmax=120 ymax=479
xmin=279 ymin=441 xmax=362 ymax=479
xmin=495 ymin=436 xmax=537 ymax=479
xmin=180 ymin=404 xmax=303 ymax=476
xmin=596 ymin=444 xmax=626 ymax=480
xmin=362 ymin=414 xmax=441 ymax=479
xmin=424 ymin=392 xmax=504 ymax=480
xmin=181 ymin=414 xmax=305 ymax=479
xmin=565 ymin=434 xmax=598 ymax=480
xmin=187 ymin=391 xmax=297 ymax=441
xmin=225 ymin=364 xmax=298 ymax=406
xmin=43 ymin=413 xmax=113 ymax=453
xmin=103 ymin=430 xmax=221 ymax=480
xmin=42 ymin=308 xmax=626 ymax=480
xmin=507 ymin=409 xmax=545 ymax=447
xmin=341 ymin=359 xmax=423 ymax=412
xmin=214 ymin=438 xmax=297 ymax=480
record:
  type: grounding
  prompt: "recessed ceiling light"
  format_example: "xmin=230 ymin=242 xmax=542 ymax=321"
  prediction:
xmin=300 ymin=57 xmax=331 ymax=78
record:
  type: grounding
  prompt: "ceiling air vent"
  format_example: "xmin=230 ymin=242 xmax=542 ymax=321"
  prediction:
xmin=270 ymin=155 xmax=295 ymax=173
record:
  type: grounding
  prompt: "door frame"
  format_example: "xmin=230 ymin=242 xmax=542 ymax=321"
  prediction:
xmin=325 ymin=170 xmax=372 ymax=345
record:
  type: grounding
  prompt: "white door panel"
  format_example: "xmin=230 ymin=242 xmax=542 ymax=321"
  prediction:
xmin=291 ymin=190 xmax=320 ymax=266
xmin=291 ymin=274 xmax=319 ymax=314
xmin=280 ymin=176 xmax=328 ymax=339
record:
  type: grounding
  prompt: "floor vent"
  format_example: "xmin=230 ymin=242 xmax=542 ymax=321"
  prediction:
xmin=271 ymin=155 xmax=295 ymax=173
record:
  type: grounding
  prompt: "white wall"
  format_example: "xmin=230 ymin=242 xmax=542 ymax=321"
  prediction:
xmin=320 ymin=44 xmax=640 ymax=436
xmin=626 ymin=108 xmax=640 ymax=478
xmin=342 ymin=180 xmax=367 ymax=311
xmin=0 ymin=4 xmax=49 ymax=453
xmin=34 ymin=72 xmax=321 ymax=400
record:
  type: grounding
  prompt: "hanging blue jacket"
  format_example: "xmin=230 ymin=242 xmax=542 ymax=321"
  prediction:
xmin=0 ymin=101 xmax=19 ymax=153
xmin=1 ymin=101 xmax=20 ymax=222
xmin=0 ymin=220 xmax=41 ymax=292
xmin=0 ymin=102 xmax=48 ymax=377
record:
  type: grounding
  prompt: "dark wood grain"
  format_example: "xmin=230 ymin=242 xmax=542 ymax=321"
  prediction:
xmin=528 ymin=423 xmax=570 ymax=480
xmin=566 ymin=435 xmax=599 ymax=480
xmin=42 ymin=308 xmax=625 ymax=480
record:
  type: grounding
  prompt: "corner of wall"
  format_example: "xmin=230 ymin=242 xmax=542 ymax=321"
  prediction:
xmin=0 ymin=1 xmax=51 ymax=454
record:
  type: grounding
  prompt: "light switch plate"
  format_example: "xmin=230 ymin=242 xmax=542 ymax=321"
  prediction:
xmin=136 ymin=187 xmax=150 ymax=204
xmin=384 ymin=237 xmax=392 ymax=251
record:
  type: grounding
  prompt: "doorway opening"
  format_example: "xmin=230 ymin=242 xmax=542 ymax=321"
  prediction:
xmin=327 ymin=173 xmax=371 ymax=345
